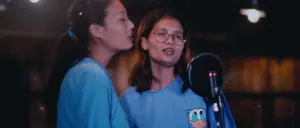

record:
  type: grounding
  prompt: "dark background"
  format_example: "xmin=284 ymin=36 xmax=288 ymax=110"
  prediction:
xmin=0 ymin=0 xmax=299 ymax=128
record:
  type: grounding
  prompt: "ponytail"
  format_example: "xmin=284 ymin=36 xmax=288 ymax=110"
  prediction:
xmin=44 ymin=0 xmax=112 ymax=124
xmin=44 ymin=29 xmax=83 ymax=125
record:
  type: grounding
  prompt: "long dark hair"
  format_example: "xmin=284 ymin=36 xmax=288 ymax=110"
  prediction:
xmin=44 ymin=0 xmax=111 ymax=124
xmin=129 ymin=8 xmax=188 ymax=93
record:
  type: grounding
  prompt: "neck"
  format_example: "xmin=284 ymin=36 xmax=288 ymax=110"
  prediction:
xmin=150 ymin=59 xmax=175 ymax=91
xmin=89 ymin=41 xmax=116 ymax=67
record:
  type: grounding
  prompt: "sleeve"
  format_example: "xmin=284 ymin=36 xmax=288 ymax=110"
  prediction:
xmin=74 ymin=70 xmax=112 ymax=128
xmin=119 ymin=93 xmax=136 ymax=128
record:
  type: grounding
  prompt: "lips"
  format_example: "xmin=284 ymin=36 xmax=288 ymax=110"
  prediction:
xmin=162 ymin=47 xmax=175 ymax=54
xmin=128 ymin=35 xmax=133 ymax=40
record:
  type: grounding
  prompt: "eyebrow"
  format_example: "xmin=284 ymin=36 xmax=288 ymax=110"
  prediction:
xmin=157 ymin=28 xmax=183 ymax=33
xmin=173 ymin=30 xmax=184 ymax=34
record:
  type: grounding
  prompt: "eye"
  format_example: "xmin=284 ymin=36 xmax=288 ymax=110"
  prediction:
xmin=157 ymin=32 xmax=167 ymax=36
xmin=199 ymin=110 xmax=206 ymax=121
xmin=189 ymin=110 xmax=199 ymax=123
xmin=194 ymin=111 xmax=198 ymax=115
xmin=174 ymin=35 xmax=183 ymax=39
xmin=120 ymin=18 xmax=126 ymax=21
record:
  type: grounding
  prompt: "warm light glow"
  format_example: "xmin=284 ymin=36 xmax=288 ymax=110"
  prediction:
xmin=247 ymin=9 xmax=260 ymax=23
xmin=29 ymin=0 xmax=40 ymax=3
xmin=240 ymin=8 xmax=266 ymax=23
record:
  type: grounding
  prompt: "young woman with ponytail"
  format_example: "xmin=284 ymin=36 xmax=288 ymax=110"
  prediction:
xmin=44 ymin=0 xmax=134 ymax=127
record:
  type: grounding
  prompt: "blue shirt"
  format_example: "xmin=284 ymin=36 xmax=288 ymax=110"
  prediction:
xmin=57 ymin=57 xmax=129 ymax=128
xmin=119 ymin=76 xmax=236 ymax=128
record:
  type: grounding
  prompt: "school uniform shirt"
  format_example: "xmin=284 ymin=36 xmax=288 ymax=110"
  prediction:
xmin=57 ymin=57 xmax=129 ymax=128
xmin=120 ymin=76 xmax=236 ymax=128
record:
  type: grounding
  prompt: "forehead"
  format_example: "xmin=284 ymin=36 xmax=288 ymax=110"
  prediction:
xmin=106 ymin=0 xmax=126 ymax=15
xmin=152 ymin=17 xmax=183 ymax=33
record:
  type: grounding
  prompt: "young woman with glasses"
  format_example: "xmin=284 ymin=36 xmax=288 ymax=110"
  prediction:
xmin=119 ymin=8 xmax=236 ymax=128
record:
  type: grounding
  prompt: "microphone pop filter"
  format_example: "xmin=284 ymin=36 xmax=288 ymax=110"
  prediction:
xmin=187 ymin=53 xmax=224 ymax=102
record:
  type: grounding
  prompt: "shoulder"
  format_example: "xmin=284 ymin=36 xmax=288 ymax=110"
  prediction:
xmin=118 ymin=87 xmax=140 ymax=119
xmin=66 ymin=59 xmax=108 ymax=81
xmin=63 ymin=59 xmax=111 ymax=92
xmin=182 ymin=87 xmax=206 ymax=102
xmin=119 ymin=86 xmax=139 ymax=102
xmin=119 ymin=86 xmax=141 ymax=112
xmin=72 ymin=60 xmax=106 ymax=75
xmin=118 ymin=87 xmax=139 ymax=127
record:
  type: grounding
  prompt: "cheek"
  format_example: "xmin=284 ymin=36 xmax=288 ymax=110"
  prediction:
xmin=114 ymin=23 xmax=127 ymax=34
xmin=108 ymin=27 xmax=121 ymax=36
xmin=176 ymin=47 xmax=184 ymax=57
xmin=105 ymin=25 xmax=125 ymax=42
xmin=147 ymin=43 xmax=161 ymax=57
xmin=106 ymin=23 xmax=125 ymax=35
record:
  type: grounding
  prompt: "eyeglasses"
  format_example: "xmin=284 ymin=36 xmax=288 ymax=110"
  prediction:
xmin=153 ymin=32 xmax=186 ymax=46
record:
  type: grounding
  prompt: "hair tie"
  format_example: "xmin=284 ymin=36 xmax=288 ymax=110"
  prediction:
xmin=68 ymin=28 xmax=77 ymax=40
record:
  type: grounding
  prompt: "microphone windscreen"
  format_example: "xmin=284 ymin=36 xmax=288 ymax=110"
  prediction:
xmin=187 ymin=53 xmax=224 ymax=102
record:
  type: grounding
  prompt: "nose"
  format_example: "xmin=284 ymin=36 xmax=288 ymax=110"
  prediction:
xmin=166 ymin=34 xmax=175 ymax=45
xmin=128 ymin=18 xmax=135 ymax=30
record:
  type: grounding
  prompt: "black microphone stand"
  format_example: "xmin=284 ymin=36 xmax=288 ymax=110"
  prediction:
xmin=208 ymin=70 xmax=225 ymax=128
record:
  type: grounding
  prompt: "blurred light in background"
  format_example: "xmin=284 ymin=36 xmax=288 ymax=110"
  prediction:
xmin=240 ymin=0 xmax=266 ymax=23
xmin=0 ymin=0 xmax=8 ymax=11
xmin=29 ymin=0 xmax=40 ymax=3
xmin=240 ymin=8 xmax=266 ymax=23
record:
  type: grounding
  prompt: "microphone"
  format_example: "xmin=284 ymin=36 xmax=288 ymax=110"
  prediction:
xmin=187 ymin=53 xmax=224 ymax=102
xmin=186 ymin=53 xmax=225 ymax=128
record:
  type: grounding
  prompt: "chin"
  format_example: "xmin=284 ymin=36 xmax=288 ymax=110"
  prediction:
xmin=120 ymin=43 xmax=133 ymax=51
xmin=157 ymin=60 xmax=177 ymax=67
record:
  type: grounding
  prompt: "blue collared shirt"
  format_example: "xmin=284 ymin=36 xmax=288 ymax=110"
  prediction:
xmin=57 ymin=57 xmax=129 ymax=128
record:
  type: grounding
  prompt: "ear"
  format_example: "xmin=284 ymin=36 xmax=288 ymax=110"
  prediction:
xmin=141 ymin=37 xmax=148 ymax=50
xmin=89 ymin=24 xmax=105 ymax=39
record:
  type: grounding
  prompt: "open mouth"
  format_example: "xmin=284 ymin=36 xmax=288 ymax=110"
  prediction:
xmin=128 ymin=35 xmax=133 ymax=40
xmin=162 ymin=48 xmax=174 ymax=54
